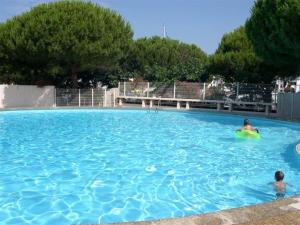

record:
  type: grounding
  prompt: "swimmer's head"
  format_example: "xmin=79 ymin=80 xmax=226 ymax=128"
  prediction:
xmin=244 ymin=119 xmax=251 ymax=126
xmin=275 ymin=171 xmax=284 ymax=182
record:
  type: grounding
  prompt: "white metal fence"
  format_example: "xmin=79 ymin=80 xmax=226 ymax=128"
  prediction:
xmin=56 ymin=88 xmax=107 ymax=107
xmin=54 ymin=82 xmax=280 ymax=113
xmin=119 ymin=82 xmax=277 ymax=103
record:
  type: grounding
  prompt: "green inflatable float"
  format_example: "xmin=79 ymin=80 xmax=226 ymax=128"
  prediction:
xmin=235 ymin=130 xmax=260 ymax=139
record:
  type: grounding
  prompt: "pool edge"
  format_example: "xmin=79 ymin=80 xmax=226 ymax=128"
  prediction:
xmin=107 ymin=195 xmax=300 ymax=225
xmin=0 ymin=106 xmax=299 ymax=124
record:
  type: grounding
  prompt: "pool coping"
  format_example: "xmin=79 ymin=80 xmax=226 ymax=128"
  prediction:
xmin=1 ymin=105 xmax=299 ymax=123
xmin=107 ymin=196 xmax=300 ymax=225
xmin=114 ymin=104 xmax=300 ymax=122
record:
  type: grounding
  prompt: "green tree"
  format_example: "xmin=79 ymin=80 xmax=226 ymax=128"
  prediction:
xmin=0 ymin=0 xmax=133 ymax=87
xmin=208 ymin=26 xmax=280 ymax=83
xmin=130 ymin=36 xmax=207 ymax=82
xmin=245 ymin=0 xmax=300 ymax=72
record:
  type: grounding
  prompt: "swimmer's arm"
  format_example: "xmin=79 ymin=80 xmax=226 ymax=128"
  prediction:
xmin=250 ymin=127 xmax=259 ymax=133
xmin=286 ymin=182 xmax=293 ymax=187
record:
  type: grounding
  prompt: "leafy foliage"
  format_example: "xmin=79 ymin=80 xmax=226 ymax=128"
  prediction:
xmin=130 ymin=36 xmax=207 ymax=82
xmin=208 ymin=26 xmax=281 ymax=83
xmin=0 ymin=0 xmax=133 ymax=87
xmin=245 ymin=0 xmax=300 ymax=72
xmin=2 ymin=0 xmax=296 ymax=87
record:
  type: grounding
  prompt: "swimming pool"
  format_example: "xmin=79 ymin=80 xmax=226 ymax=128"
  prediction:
xmin=0 ymin=109 xmax=300 ymax=224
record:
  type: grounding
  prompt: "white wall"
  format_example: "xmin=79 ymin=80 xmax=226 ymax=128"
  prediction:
xmin=0 ymin=85 xmax=55 ymax=108
xmin=277 ymin=93 xmax=300 ymax=120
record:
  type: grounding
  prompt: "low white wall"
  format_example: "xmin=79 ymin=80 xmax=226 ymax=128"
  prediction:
xmin=0 ymin=85 xmax=55 ymax=108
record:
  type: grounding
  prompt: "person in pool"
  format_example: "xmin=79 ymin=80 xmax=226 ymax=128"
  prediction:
xmin=238 ymin=119 xmax=259 ymax=133
xmin=273 ymin=170 xmax=286 ymax=199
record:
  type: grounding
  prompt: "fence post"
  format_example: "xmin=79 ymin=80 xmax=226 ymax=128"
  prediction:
xmin=147 ymin=82 xmax=150 ymax=97
xmin=54 ymin=88 xmax=56 ymax=107
xmin=91 ymin=89 xmax=94 ymax=107
xmin=113 ymin=89 xmax=116 ymax=107
xmin=123 ymin=82 xmax=126 ymax=97
xmin=104 ymin=88 xmax=107 ymax=107
xmin=78 ymin=89 xmax=81 ymax=107
xmin=67 ymin=90 xmax=69 ymax=106
xmin=236 ymin=82 xmax=239 ymax=101
xmin=173 ymin=82 xmax=176 ymax=98
xmin=291 ymin=93 xmax=294 ymax=120
xmin=203 ymin=83 xmax=206 ymax=100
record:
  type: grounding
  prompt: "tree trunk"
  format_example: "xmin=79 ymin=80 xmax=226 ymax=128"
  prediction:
xmin=70 ymin=65 xmax=78 ymax=88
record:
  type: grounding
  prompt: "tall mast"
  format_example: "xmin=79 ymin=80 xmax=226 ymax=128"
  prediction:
xmin=163 ymin=24 xmax=167 ymax=38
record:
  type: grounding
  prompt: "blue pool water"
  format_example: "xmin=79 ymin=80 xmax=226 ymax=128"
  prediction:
xmin=0 ymin=109 xmax=300 ymax=224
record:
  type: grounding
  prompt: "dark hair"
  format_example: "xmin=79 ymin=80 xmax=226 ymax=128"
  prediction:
xmin=244 ymin=119 xmax=250 ymax=126
xmin=275 ymin=171 xmax=284 ymax=181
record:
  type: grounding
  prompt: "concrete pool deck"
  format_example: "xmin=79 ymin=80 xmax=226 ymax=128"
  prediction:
xmin=108 ymin=196 xmax=300 ymax=225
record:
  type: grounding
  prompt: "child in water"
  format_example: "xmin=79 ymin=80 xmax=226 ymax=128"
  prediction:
xmin=239 ymin=119 xmax=259 ymax=133
xmin=273 ymin=171 xmax=286 ymax=199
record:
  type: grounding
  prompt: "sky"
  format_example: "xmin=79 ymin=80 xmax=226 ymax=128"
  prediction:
xmin=0 ymin=0 xmax=255 ymax=54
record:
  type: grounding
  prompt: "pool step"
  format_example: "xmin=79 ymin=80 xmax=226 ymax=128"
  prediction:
xmin=296 ymin=143 xmax=300 ymax=155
